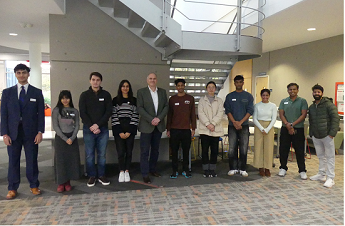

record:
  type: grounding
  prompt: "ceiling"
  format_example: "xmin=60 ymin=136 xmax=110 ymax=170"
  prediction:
xmin=0 ymin=0 xmax=343 ymax=56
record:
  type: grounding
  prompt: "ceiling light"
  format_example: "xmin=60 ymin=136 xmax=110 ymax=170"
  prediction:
xmin=307 ymin=28 xmax=316 ymax=31
xmin=9 ymin=33 xmax=18 ymax=36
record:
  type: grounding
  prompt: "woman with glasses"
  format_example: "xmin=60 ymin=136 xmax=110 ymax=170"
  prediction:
xmin=112 ymin=80 xmax=139 ymax=183
xmin=52 ymin=90 xmax=80 ymax=192
xmin=198 ymin=81 xmax=225 ymax=177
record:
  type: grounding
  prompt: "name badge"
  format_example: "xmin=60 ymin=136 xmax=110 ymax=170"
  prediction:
xmin=30 ymin=98 xmax=36 ymax=102
xmin=70 ymin=113 xmax=75 ymax=116
xmin=175 ymin=103 xmax=179 ymax=105
xmin=284 ymin=102 xmax=289 ymax=104
xmin=99 ymin=98 xmax=104 ymax=101
xmin=232 ymin=99 xmax=236 ymax=101
xmin=185 ymin=100 xmax=190 ymax=104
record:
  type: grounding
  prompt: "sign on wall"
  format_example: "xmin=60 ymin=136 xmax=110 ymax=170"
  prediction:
xmin=335 ymin=82 xmax=344 ymax=115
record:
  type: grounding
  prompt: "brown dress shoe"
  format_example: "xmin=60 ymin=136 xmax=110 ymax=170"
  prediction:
xmin=6 ymin=190 xmax=17 ymax=200
xmin=259 ymin=168 xmax=265 ymax=176
xmin=265 ymin=169 xmax=271 ymax=177
xmin=30 ymin=187 xmax=41 ymax=195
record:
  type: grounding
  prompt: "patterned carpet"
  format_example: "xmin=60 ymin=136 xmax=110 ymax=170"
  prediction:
xmin=0 ymin=141 xmax=343 ymax=225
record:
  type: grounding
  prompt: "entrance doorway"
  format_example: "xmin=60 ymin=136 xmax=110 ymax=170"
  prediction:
xmin=255 ymin=75 xmax=269 ymax=103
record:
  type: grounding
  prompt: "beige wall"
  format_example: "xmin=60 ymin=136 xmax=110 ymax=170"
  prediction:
xmin=229 ymin=59 xmax=252 ymax=93
xmin=252 ymin=35 xmax=344 ymax=106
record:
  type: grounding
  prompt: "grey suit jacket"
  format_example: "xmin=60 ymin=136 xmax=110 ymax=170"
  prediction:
xmin=137 ymin=86 xmax=168 ymax=133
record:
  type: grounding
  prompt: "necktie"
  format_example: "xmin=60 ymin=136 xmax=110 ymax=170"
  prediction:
xmin=19 ymin=86 xmax=25 ymax=114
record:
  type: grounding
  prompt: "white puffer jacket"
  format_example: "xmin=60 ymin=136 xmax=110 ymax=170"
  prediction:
xmin=198 ymin=95 xmax=225 ymax=137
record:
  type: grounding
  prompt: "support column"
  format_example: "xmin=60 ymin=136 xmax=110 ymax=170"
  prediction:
xmin=29 ymin=43 xmax=42 ymax=89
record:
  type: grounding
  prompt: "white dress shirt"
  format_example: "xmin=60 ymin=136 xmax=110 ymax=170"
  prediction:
xmin=148 ymin=86 xmax=158 ymax=115
xmin=17 ymin=83 xmax=29 ymax=99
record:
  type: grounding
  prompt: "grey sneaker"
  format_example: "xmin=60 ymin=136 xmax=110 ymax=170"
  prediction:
xmin=278 ymin=169 xmax=287 ymax=177
xmin=87 ymin=177 xmax=96 ymax=187
xmin=310 ymin=174 xmax=326 ymax=181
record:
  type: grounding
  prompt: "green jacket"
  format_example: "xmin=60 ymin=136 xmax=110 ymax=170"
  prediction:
xmin=308 ymin=97 xmax=340 ymax=138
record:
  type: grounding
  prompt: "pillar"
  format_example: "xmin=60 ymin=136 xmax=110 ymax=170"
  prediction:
xmin=29 ymin=43 xmax=42 ymax=89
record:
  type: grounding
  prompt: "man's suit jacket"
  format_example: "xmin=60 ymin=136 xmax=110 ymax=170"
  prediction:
xmin=1 ymin=84 xmax=45 ymax=141
xmin=137 ymin=87 xmax=168 ymax=133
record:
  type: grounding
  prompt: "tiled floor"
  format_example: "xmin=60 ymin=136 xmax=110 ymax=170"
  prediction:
xmin=0 ymin=140 xmax=343 ymax=225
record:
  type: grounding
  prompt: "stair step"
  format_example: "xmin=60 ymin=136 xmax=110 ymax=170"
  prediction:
xmin=154 ymin=32 xmax=173 ymax=47
xmin=170 ymin=71 xmax=228 ymax=77
xmin=141 ymin=22 xmax=160 ymax=38
xmin=98 ymin=0 xmax=113 ymax=8
xmin=114 ymin=0 xmax=130 ymax=18
xmin=128 ymin=10 xmax=145 ymax=28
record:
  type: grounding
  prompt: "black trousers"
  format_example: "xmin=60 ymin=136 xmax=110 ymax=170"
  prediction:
xmin=200 ymin=134 xmax=219 ymax=171
xmin=170 ymin=129 xmax=191 ymax=172
xmin=114 ymin=134 xmax=135 ymax=171
xmin=279 ymin=126 xmax=306 ymax=173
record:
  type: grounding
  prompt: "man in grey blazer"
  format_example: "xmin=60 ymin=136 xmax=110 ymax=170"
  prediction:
xmin=137 ymin=73 xmax=168 ymax=183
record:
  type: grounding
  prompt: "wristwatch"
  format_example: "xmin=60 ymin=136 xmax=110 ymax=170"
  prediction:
xmin=290 ymin=123 xmax=293 ymax=127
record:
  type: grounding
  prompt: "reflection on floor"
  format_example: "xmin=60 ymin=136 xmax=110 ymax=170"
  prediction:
xmin=0 ymin=140 xmax=343 ymax=225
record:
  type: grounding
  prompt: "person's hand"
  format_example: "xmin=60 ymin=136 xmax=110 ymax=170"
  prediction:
xmin=288 ymin=128 xmax=295 ymax=135
xmin=191 ymin=130 xmax=195 ymax=137
xmin=206 ymin=124 xmax=215 ymax=132
xmin=34 ymin=133 xmax=43 ymax=144
xmin=90 ymin=124 xmax=99 ymax=132
xmin=233 ymin=121 xmax=242 ymax=130
xmin=93 ymin=128 xmax=101 ymax=134
xmin=262 ymin=130 xmax=267 ymax=135
xmin=3 ymin=134 xmax=12 ymax=146
xmin=166 ymin=131 xmax=170 ymax=137
xmin=119 ymin=133 xmax=126 ymax=139
xmin=124 ymin=132 xmax=131 ymax=139
xmin=66 ymin=138 xmax=73 ymax=145
xmin=151 ymin=117 xmax=160 ymax=126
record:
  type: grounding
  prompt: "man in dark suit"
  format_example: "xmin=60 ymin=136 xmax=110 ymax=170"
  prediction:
xmin=1 ymin=63 xmax=45 ymax=199
xmin=137 ymin=73 xmax=168 ymax=183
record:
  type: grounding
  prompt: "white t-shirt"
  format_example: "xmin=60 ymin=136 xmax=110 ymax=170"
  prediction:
xmin=253 ymin=101 xmax=277 ymax=133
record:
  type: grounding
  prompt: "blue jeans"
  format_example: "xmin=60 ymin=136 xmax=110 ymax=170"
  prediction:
xmin=228 ymin=125 xmax=250 ymax=171
xmin=140 ymin=127 xmax=162 ymax=177
xmin=83 ymin=125 xmax=109 ymax=177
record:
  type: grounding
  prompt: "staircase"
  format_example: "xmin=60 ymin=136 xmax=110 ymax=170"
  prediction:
xmin=89 ymin=0 xmax=264 ymax=95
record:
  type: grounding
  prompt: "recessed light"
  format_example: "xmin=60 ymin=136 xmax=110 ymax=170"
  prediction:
xmin=9 ymin=33 xmax=18 ymax=36
xmin=307 ymin=28 xmax=316 ymax=31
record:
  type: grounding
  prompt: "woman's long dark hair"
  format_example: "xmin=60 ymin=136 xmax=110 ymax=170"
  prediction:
xmin=56 ymin=90 xmax=74 ymax=115
xmin=116 ymin=80 xmax=134 ymax=103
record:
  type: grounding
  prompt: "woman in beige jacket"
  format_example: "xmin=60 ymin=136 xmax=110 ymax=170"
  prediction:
xmin=198 ymin=81 xmax=225 ymax=178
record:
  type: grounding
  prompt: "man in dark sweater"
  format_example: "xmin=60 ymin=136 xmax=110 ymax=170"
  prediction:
xmin=79 ymin=72 xmax=112 ymax=187
xmin=166 ymin=79 xmax=196 ymax=179
xmin=308 ymin=84 xmax=340 ymax=188
xmin=224 ymin=75 xmax=254 ymax=177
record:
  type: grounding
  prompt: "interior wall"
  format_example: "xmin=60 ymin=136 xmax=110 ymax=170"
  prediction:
xmin=229 ymin=59 xmax=252 ymax=93
xmin=49 ymin=0 xmax=170 ymax=127
xmin=252 ymin=35 xmax=344 ymax=106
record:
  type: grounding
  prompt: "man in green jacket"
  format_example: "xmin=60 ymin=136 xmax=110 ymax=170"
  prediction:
xmin=308 ymin=84 xmax=340 ymax=188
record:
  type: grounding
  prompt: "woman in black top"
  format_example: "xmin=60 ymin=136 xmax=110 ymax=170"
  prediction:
xmin=112 ymin=80 xmax=139 ymax=182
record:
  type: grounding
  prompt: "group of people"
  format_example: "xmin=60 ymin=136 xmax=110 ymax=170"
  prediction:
xmin=1 ymin=63 xmax=340 ymax=200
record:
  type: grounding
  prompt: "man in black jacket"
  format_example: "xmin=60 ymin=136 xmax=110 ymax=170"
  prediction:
xmin=79 ymin=72 xmax=112 ymax=187
xmin=308 ymin=84 xmax=340 ymax=188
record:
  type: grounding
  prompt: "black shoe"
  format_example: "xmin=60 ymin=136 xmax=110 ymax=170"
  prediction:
xmin=150 ymin=172 xmax=161 ymax=177
xmin=182 ymin=171 xmax=192 ymax=178
xmin=98 ymin=176 xmax=110 ymax=185
xmin=170 ymin=172 xmax=178 ymax=179
xmin=87 ymin=177 xmax=96 ymax=187
xmin=203 ymin=170 xmax=210 ymax=178
xmin=143 ymin=176 xmax=151 ymax=184
xmin=209 ymin=170 xmax=217 ymax=177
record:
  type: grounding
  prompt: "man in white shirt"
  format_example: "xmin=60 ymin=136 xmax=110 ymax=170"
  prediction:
xmin=137 ymin=73 xmax=169 ymax=183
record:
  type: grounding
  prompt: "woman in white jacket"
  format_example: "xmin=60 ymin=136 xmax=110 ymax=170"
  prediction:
xmin=198 ymin=81 xmax=225 ymax=177
xmin=253 ymin=88 xmax=277 ymax=177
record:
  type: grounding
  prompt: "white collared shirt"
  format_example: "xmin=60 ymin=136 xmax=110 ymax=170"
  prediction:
xmin=148 ymin=85 xmax=158 ymax=115
xmin=17 ymin=83 xmax=29 ymax=99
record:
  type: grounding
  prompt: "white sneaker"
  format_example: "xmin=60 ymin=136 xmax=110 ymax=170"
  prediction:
xmin=228 ymin=170 xmax=238 ymax=176
xmin=278 ymin=169 xmax=286 ymax=177
xmin=240 ymin=170 xmax=248 ymax=177
xmin=310 ymin=174 xmax=326 ymax=181
xmin=300 ymin=172 xmax=307 ymax=180
xmin=323 ymin=178 xmax=335 ymax=188
xmin=124 ymin=171 xmax=130 ymax=182
xmin=118 ymin=171 xmax=125 ymax=182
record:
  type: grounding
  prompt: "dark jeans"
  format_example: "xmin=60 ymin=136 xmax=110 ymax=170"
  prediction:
xmin=114 ymin=134 xmax=135 ymax=171
xmin=279 ymin=126 xmax=306 ymax=173
xmin=170 ymin=129 xmax=191 ymax=172
xmin=140 ymin=127 xmax=162 ymax=177
xmin=228 ymin=125 xmax=250 ymax=171
xmin=83 ymin=125 xmax=109 ymax=177
xmin=8 ymin=124 xmax=39 ymax=190
xmin=200 ymin=134 xmax=219 ymax=171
